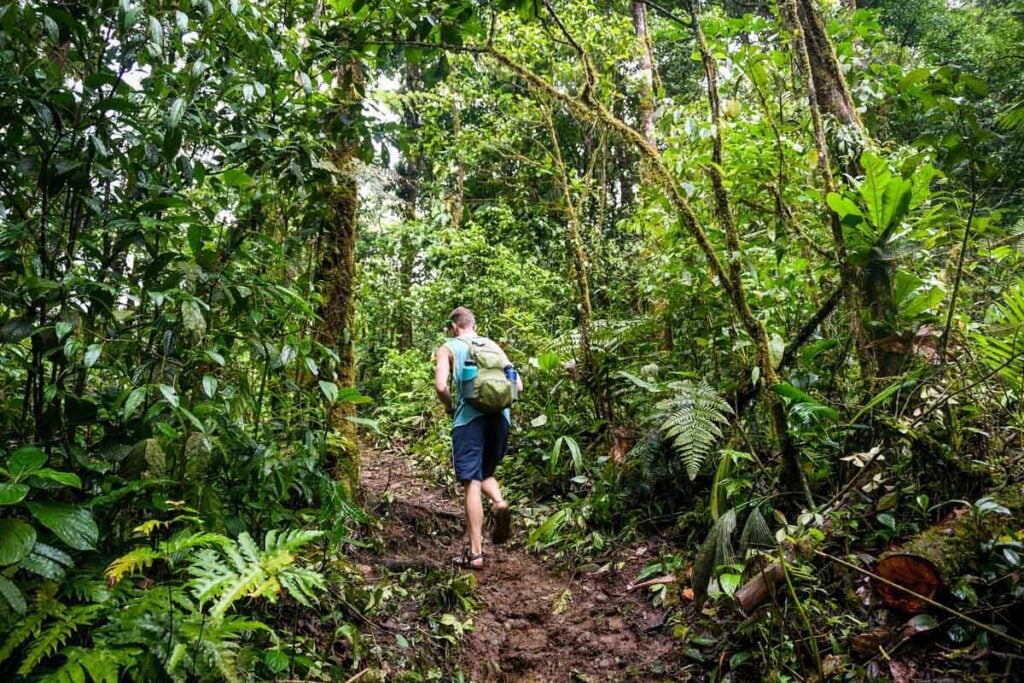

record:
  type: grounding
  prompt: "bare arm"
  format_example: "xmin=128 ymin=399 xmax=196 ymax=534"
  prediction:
xmin=497 ymin=346 xmax=525 ymax=394
xmin=435 ymin=345 xmax=454 ymax=414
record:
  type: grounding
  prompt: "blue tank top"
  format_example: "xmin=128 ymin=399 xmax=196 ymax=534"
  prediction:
xmin=445 ymin=336 xmax=512 ymax=428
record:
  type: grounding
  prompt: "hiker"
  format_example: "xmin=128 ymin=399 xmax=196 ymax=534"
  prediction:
xmin=434 ymin=306 xmax=523 ymax=570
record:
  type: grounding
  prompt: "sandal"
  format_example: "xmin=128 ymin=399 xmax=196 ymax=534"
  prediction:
xmin=456 ymin=552 xmax=485 ymax=570
xmin=492 ymin=504 xmax=512 ymax=545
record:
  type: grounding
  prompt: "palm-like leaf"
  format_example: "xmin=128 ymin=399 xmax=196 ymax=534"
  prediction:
xmin=976 ymin=279 xmax=1024 ymax=392
xmin=692 ymin=509 xmax=737 ymax=605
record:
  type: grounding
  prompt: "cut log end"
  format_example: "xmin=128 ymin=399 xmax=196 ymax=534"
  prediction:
xmin=874 ymin=553 xmax=942 ymax=613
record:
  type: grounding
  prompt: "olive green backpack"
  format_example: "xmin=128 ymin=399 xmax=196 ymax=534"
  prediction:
xmin=458 ymin=337 xmax=514 ymax=414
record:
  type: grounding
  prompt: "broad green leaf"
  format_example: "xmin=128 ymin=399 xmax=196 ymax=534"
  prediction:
xmin=9 ymin=446 xmax=47 ymax=477
xmin=222 ymin=168 xmax=253 ymax=189
xmin=27 ymin=468 xmax=81 ymax=488
xmin=318 ymin=380 xmax=338 ymax=403
xmin=901 ymin=285 xmax=944 ymax=319
xmin=537 ymin=352 xmax=560 ymax=372
xmin=159 ymin=384 xmax=179 ymax=408
xmin=0 ymin=483 xmax=30 ymax=505
xmin=825 ymin=192 xmax=862 ymax=220
xmin=202 ymin=375 xmax=218 ymax=398
xmin=84 ymin=343 xmax=103 ymax=368
xmin=181 ymin=299 xmax=206 ymax=335
xmin=0 ymin=519 xmax=37 ymax=565
xmin=336 ymin=387 xmax=372 ymax=404
xmin=26 ymin=502 xmax=99 ymax=551
xmin=344 ymin=416 xmax=381 ymax=433
xmin=166 ymin=97 xmax=186 ymax=128
xmin=0 ymin=576 xmax=25 ymax=614
xmin=148 ymin=15 xmax=163 ymax=55
xmin=898 ymin=67 xmax=932 ymax=91
xmin=719 ymin=572 xmax=741 ymax=598
xmin=124 ymin=386 xmax=147 ymax=419
xmin=19 ymin=552 xmax=66 ymax=580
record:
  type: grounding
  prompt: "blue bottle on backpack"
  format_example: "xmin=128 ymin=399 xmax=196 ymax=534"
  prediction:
xmin=462 ymin=359 xmax=478 ymax=399
xmin=503 ymin=364 xmax=518 ymax=401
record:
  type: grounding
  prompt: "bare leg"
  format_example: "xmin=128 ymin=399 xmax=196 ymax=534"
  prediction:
xmin=481 ymin=477 xmax=507 ymax=509
xmin=464 ymin=480 xmax=484 ymax=564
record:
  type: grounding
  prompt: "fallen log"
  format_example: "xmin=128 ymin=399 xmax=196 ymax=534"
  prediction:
xmin=875 ymin=492 xmax=1021 ymax=613
xmin=735 ymin=562 xmax=786 ymax=613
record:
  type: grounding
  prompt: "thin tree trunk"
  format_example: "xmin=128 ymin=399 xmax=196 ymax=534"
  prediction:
xmin=450 ymin=98 xmax=465 ymax=229
xmin=395 ymin=63 xmax=421 ymax=351
xmin=542 ymin=105 xmax=610 ymax=424
xmin=632 ymin=1 xmax=658 ymax=147
xmin=632 ymin=0 xmax=672 ymax=351
xmin=690 ymin=6 xmax=813 ymax=509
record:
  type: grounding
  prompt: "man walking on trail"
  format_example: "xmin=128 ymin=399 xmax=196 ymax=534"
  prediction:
xmin=435 ymin=307 xmax=523 ymax=570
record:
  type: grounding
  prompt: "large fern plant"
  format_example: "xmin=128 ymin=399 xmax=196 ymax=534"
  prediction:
xmin=1 ymin=519 xmax=327 ymax=683
xmin=645 ymin=379 xmax=733 ymax=480
xmin=976 ymin=278 xmax=1024 ymax=393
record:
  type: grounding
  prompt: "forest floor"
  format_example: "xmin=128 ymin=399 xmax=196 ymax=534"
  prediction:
xmin=356 ymin=444 xmax=691 ymax=682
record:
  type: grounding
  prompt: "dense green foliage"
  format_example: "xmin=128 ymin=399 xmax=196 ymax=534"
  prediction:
xmin=2 ymin=0 xmax=1024 ymax=679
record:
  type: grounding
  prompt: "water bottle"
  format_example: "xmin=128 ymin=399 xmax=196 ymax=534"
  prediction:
xmin=462 ymin=359 xmax=477 ymax=399
xmin=503 ymin=364 xmax=518 ymax=401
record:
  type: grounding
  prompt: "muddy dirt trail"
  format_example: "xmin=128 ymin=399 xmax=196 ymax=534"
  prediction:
xmin=360 ymin=446 xmax=690 ymax=682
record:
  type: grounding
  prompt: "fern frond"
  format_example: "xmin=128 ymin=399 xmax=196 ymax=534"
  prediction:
xmin=39 ymin=646 xmax=133 ymax=683
xmin=998 ymin=96 xmax=1024 ymax=132
xmin=0 ymin=597 xmax=59 ymax=664
xmin=650 ymin=380 xmax=733 ymax=480
xmin=188 ymin=529 xmax=325 ymax=622
xmin=105 ymin=548 xmax=162 ymax=584
xmin=165 ymin=531 xmax=231 ymax=560
xmin=19 ymin=604 xmax=102 ymax=676
xmin=976 ymin=279 xmax=1024 ymax=392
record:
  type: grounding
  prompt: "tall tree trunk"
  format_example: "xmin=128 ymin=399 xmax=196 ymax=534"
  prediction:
xmin=395 ymin=63 xmax=421 ymax=351
xmin=450 ymin=98 xmax=465 ymax=229
xmin=542 ymin=105 xmax=611 ymax=425
xmin=317 ymin=60 xmax=362 ymax=491
xmin=631 ymin=0 xmax=673 ymax=352
xmin=781 ymin=0 xmax=874 ymax=381
xmin=632 ymin=1 xmax=658 ymax=147
xmin=791 ymin=0 xmax=864 ymax=133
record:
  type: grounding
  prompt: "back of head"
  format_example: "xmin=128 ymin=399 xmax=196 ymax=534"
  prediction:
xmin=449 ymin=306 xmax=476 ymax=332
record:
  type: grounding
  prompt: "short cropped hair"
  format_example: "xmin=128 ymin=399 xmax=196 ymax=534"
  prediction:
xmin=448 ymin=306 xmax=476 ymax=329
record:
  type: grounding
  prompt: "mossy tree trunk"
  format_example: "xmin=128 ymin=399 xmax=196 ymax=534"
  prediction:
xmin=317 ymin=59 xmax=362 ymax=492
xmin=542 ymin=104 xmax=613 ymax=426
xmin=875 ymin=494 xmax=1022 ymax=613
xmin=781 ymin=0 xmax=873 ymax=381
xmin=690 ymin=6 xmax=812 ymax=508
xmin=631 ymin=0 xmax=673 ymax=353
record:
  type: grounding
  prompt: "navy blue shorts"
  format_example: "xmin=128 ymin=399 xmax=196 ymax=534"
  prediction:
xmin=452 ymin=414 xmax=510 ymax=483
